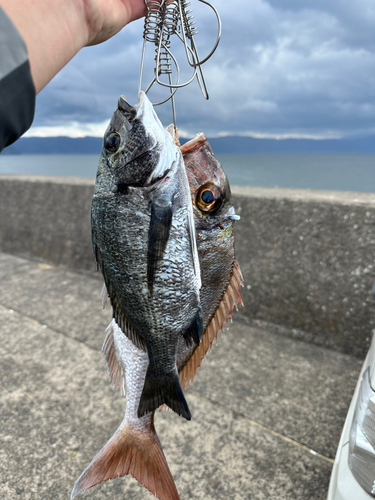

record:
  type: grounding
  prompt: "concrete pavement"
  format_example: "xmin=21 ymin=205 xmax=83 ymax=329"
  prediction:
xmin=0 ymin=252 xmax=364 ymax=500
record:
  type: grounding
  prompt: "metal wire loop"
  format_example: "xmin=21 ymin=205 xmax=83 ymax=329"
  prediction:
xmin=143 ymin=0 xmax=164 ymax=43
xmin=180 ymin=0 xmax=198 ymax=39
xmin=163 ymin=2 xmax=180 ymax=37
xmin=139 ymin=0 xmax=221 ymax=116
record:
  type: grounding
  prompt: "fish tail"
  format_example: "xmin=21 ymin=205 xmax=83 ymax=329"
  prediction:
xmin=71 ymin=420 xmax=180 ymax=500
xmin=138 ymin=368 xmax=191 ymax=421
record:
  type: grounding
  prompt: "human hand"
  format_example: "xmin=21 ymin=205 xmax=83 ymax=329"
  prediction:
xmin=81 ymin=0 xmax=147 ymax=46
xmin=0 ymin=0 xmax=149 ymax=93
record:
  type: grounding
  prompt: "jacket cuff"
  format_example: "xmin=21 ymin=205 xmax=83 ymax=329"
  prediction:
xmin=0 ymin=6 xmax=36 ymax=151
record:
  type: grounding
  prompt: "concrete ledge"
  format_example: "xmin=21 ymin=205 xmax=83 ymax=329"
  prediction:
xmin=1 ymin=174 xmax=374 ymax=357
xmin=233 ymin=186 xmax=375 ymax=358
xmin=0 ymin=175 xmax=95 ymax=272
xmin=232 ymin=185 xmax=375 ymax=206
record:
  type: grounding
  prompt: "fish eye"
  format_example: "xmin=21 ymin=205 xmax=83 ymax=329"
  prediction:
xmin=105 ymin=132 xmax=121 ymax=152
xmin=201 ymin=190 xmax=214 ymax=204
xmin=196 ymin=184 xmax=222 ymax=214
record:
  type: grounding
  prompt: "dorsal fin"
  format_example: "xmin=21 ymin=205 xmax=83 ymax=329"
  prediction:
xmin=111 ymin=295 xmax=147 ymax=351
xmin=94 ymin=246 xmax=147 ymax=352
xmin=102 ymin=322 xmax=124 ymax=396
xmin=71 ymin=419 xmax=180 ymax=500
xmin=103 ymin=260 xmax=244 ymax=397
xmin=101 ymin=283 xmax=108 ymax=309
xmin=179 ymin=260 xmax=244 ymax=391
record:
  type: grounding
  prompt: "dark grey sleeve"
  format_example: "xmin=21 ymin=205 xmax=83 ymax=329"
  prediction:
xmin=0 ymin=7 xmax=35 ymax=152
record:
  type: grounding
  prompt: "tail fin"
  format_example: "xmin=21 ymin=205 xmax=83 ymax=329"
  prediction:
xmin=71 ymin=420 xmax=180 ymax=500
xmin=138 ymin=369 xmax=191 ymax=420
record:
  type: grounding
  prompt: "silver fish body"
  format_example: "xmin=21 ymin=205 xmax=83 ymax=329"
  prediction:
xmin=91 ymin=92 xmax=202 ymax=420
xmin=71 ymin=319 xmax=180 ymax=500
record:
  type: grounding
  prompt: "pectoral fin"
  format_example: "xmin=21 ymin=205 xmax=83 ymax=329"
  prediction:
xmin=147 ymin=201 xmax=173 ymax=294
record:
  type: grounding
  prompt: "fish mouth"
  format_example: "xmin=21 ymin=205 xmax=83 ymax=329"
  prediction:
xmin=227 ymin=205 xmax=240 ymax=221
xmin=118 ymin=91 xmax=161 ymax=129
xmin=113 ymin=91 xmax=177 ymax=191
xmin=134 ymin=91 xmax=164 ymax=131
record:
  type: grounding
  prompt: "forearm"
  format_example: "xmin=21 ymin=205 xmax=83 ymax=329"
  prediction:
xmin=0 ymin=0 xmax=145 ymax=94
xmin=0 ymin=0 xmax=89 ymax=93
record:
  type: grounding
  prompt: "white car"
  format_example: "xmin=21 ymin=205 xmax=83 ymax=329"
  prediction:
xmin=328 ymin=331 xmax=375 ymax=499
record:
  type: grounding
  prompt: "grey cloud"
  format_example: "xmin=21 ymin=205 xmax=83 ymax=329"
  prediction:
xmin=267 ymin=0 xmax=375 ymax=50
xmin=32 ymin=0 xmax=375 ymax=139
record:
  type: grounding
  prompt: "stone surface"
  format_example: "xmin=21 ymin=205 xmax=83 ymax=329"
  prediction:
xmin=0 ymin=175 xmax=94 ymax=271
xmin=0 ymin=252 xmax=110 ymax=351
xmin=0 ymin=253 xmax=365 ymax=500
xmin=0 ymin=176 xmax=374 ymax=357
xmin=232 ymin=186 xmax=375 ymax=358
xmin=189 ymin=322 xmax=361 ymax=459
xmin=0 ymin=302 xmax=332 ymax=500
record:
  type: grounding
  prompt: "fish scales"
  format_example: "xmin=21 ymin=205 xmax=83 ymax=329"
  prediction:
xmin=92 ymin=92 xmax=202 ymax=421
xmin=73 ymin=129 xmax=243 ymax=500
xmin=176 ymin=133 xmax=237 ymax=370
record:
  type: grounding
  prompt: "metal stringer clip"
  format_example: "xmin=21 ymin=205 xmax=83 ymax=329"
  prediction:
xmin=139 ymin=0 xmax=221 ymax=130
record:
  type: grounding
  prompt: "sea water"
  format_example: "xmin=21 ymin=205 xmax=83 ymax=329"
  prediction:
xmin=0 ymin=153 xmax=374 ymax=192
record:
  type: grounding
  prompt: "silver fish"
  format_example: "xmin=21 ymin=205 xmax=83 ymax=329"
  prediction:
xmin=72 ymin=132 xmax=243 ymax=500
xmin=91 ymin=92 xmax=202 ymax=421
xmin=71 ymin=320 xmax=179 ymax=500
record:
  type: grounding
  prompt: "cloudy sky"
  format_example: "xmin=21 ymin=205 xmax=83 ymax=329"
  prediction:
xmin=26 ymin=0 xmax=375 ymax=140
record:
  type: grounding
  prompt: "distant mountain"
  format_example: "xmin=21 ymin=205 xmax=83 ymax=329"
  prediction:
xmin=2 ymin=134 xmax=375 ymax=155
xmin=3 ymin=145 xmax=20 ymax=155
xmin=205 ymin=135 xmax=375 ymax=154
xmin=2 ymin=136 xmax=104 ymax=155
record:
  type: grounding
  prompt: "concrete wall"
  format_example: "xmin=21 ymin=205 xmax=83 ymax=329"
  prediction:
xmin=1 ymin=174 xmax=374 ymax=357
xmin=0 ymin=175 xmax=94 ymax=271
xmin=232 ymin=187 xmax=375 ymax=358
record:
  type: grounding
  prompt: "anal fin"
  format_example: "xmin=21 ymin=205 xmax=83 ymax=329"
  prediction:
xmin=71 ymin=420 xmax=180 ymax=500
xmin=183 ymin=310 xmax=203 ymax=347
